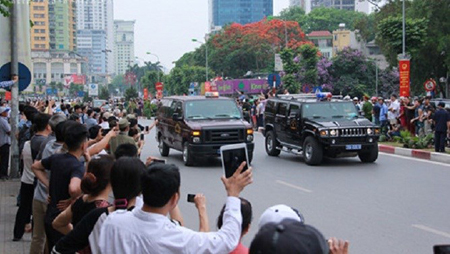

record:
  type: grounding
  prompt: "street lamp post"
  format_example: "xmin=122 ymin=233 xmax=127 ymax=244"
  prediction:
xmin=192 ymin=39 xmax=208 ymax=82
xmin=402 ymin=0 xmax=406 ymax=58
xmin=146 ymin=52 xmax=161 ymax=82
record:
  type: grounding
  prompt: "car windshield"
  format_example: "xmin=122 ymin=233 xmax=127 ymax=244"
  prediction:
xmin=185 ymin=100 xmax=242 ymax=120
xmin=302 ymin=102 xmax=358 ymax=119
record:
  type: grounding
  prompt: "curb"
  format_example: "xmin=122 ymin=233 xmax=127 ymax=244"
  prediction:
xmin=379 ymin=145 xmax=450 ymax=164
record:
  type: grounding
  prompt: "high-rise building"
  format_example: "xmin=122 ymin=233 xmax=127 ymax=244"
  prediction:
xmin=76 ymin=0 xmax=114 ymax=75
xmin=289 ymin=0 xmax=307 ymax=10
xmin=114 ymin=20 xmax=135 ymax=76
xmin=208 ymin=0 xmax=273 ymax=32
xmin=30 ymin=0 xmax=76 ymax=51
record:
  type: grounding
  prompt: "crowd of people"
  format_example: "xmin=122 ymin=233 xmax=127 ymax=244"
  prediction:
xmin=351 ymin=94 xmax=450 ymax=152
xmin=0 ymin=96 xmax=352 ymax=254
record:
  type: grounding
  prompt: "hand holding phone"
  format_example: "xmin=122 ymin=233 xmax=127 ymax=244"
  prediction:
xmin=140 ymin=133 xmax=145 ymax=141
xmin=145 ymin=126 xmax=149 ymax=132
xmin=187 ymin=194 xmax=195 ymax=203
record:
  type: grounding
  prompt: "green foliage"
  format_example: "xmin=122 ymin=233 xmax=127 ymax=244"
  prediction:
xmin=298 ymin=44 xmax=318 ymax=86
xmin=0 ymin=0 xmax=12 ymax=17
xmin=99 ymin=85 xmax=110 ymax=100
xmin=354 ymin=13 xmax=376 ymax=42
xmin=377 ymin=16 xmax=428 ymax=64
xmin=394 ymin=131 xmax=434 ymax=149
xmin=124 ymin=86 xmax=138 ymax=101
xmin=68 ymin=83 xmax=83 ymax=97
xmin=143 ymin=100 xmax=158 ymax=119
xmin=140 ymin=70 xmax=163 ymax=95
xmin=165 ymin=65 xmax=213 ymax=95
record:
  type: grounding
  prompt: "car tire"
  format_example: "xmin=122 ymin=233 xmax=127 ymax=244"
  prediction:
xmin=265 ymin=131 xmax=281 ymax=156
xmin=183 ymin=141 xmax=194 ymax=166
xmin=303 ymin=136 xmax=323 ymax=165
xmin=358 ymin=144 xmax=378 ymax=163
xmin=158 ymin=135 xmax=170 ymax=157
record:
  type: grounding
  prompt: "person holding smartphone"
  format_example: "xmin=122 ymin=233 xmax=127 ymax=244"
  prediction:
xmin=98 ymin=162 xmax=253 ymax=253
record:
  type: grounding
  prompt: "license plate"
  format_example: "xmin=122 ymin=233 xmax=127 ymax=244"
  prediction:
xmin=346 ymin=144 xmax=362 ymax=150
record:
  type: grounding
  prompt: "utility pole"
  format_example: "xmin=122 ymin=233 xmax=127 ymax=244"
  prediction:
xmin=10 ymin=3 xmax=20 ymax=178
xmin=402 ymin=0 xmax=406 ymax=57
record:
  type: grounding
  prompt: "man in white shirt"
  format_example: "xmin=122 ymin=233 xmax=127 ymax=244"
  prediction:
xmin=98 ymin=162 xmax=253 ymax=254
xmin=388 ymin=94 xmax=400 ymax=125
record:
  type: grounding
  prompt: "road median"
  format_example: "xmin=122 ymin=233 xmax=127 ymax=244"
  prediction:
xmin=379 ymin=144 xmax=450 ymax=164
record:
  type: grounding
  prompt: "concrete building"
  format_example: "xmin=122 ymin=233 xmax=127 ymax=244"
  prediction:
xmin=32 ymin=51 xmax=87 ymax=85
xmin=332 ymin=27 xmax=360 ymax=57
xmin=76 ymin=0 xmax=115 ymax=75
xmin=307 ymin=31 xmax=333 ymax=59
xmin=114 ymin=20 xmax=135 ymax=75
xmin=30 ymin=0 xmax=77 ymax=51
xmin=208 ymin=0 xmax=273 ymax=32
xmin=289 ymin=0 xmax=308 ymax=10
xmin=77 ymin=30 xmax=107 ymax=75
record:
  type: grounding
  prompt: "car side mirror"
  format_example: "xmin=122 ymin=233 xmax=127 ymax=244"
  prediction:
xmin=172 ymin=113 xmax=182 ymax=121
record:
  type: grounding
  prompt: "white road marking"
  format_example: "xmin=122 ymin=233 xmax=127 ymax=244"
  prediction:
xmin=380 ymin=153 xmax=450 ymax=167
xmin=276 ymin=180 xmax=313 ymax=193
xmin=412 ymin=224 xmax=450 ymax=239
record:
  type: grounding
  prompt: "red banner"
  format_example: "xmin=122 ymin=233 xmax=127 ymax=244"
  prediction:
xmin=399 ymin=60 xmax=410 ymax=97
xmin=143 ymin=88 xmax=148 ymax=100
xmin=204 ymin=81 xmax=211 ymax=92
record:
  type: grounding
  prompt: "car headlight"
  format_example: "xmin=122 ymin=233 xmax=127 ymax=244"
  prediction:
xmin=330 ymin=129 xmax=338 ymax=136
xmin=193 ymin=137 xmax=200 ymax=143
xmin=367 ymin=128 xmax=373 ymax=135
xmin=247 ymin=135 xmax=253 ymax=142
xmin=320 ymin=130 xmax=328 ymax=137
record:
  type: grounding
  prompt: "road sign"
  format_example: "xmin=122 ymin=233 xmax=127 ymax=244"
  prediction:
xmin=0 ymin=62 xmax=32 ymax=92
xmin=89 ymin=84 xmax=98 ymax=96
xmin=274 ymin=54 xmax=284 ymax=71
xmin=313 ymin=86 xmax=322 ymax=93
xmin=268 ymin=74 xmax=281 ymax=88
xmin=155 ymin=82 xmax=163 ymax=91
xmin=424 ymin=79 xmax=436 ymax=92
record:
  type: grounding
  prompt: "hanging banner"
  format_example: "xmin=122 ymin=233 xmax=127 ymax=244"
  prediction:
xmin=143 ymin=88 xmax=148 ymax=100
xmin=399 ymin=60 xmax=410 ymax=97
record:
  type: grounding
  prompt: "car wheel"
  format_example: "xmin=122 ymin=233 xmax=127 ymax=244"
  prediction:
xmin=265 ymin=131 xmax=281 ymax=156
xmin=183 ymin=142 xmax=194 ymax=166
xmin=358 ymin=144 xmax=378 ymax=163
xmin=158 ymin=135 xmax=169 ymax=157
xmin=303 ymin=136 xmax=323 ymax=165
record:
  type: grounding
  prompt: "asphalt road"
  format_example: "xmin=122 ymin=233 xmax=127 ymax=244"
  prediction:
xmin=139 ymin=119 xmax=450 ymax=254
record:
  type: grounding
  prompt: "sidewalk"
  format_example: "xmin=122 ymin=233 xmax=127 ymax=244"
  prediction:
xmin=0 ymin=179 xmax=31 ymax=254
xmin=379 ymin=144 xmax=450 ymax=164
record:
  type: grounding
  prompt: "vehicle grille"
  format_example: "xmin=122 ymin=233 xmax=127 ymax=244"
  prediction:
xmin=338 ymin=128 xmax=367 ymax=137
xmin=204 ymin=129 xmax=245 ymax=143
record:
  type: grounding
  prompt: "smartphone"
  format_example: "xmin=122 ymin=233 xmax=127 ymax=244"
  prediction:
xmin=146 ymin=126 xmax=149 ymax=132
xmin=140 ymin=133 xmax=145 ymax=141
xmin=434 ymin=245 xmax=450 ymax=254
xmin=220 ymin=143 xmax=249 ymax=178
xmin=187 ymin=194 xmax=195 ymax=203
xmin=152 ymin=159 xmax=166 ymax=164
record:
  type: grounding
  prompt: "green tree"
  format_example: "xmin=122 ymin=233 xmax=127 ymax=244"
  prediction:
xmin=298 ymin=44 xmax=319 ymax=86
xmin=354 ymin=13 xmax=376 ymax=43
xmin=165 ymin=65 xmax=214 ymax=95
xmin=140 ymin=70 xmax=164 ymax=95
xmin=99 ymin=85 xmax=110 ymax=100
xmin=124 ymin=86 xmax=138 ymax=101
xmin=56 ymin=82 xmax=64 ymax=93
xmin=278 ymin=6 xmax=309 ymax=31
xmin=49 ymin=82 xmax=57 ymax=94
xmin=0 ymin=0 xmax=12 ymax=17
xmin=331 ymin=47 xmax=376 ymax=97
xmin=305 ymin=7 xmax=366 ymax=33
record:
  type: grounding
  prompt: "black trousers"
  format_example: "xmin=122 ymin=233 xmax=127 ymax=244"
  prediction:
xmin=45 ymin=219 xmax=63 ymax=252
xmin=0 ymin=144 xmax=10 ymax=177
xmin=435 ymin=131 xmax=447 ymax=152
xmin=13 ymin=182 xmax=34 ymax=239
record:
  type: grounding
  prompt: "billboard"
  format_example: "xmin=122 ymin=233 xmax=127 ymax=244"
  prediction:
xmin=64 ymin=74 xmax=86 ymax=88
xmin=211 ymin=79 xmax=269 ymax=95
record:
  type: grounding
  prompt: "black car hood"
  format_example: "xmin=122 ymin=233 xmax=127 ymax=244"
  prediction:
xmin=186 ymin=119 xmax=252 ymax=129
xmin=306 ymin=117 xmax=374 ymax=128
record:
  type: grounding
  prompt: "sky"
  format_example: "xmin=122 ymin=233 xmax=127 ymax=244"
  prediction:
xmin=114 ymin=0 xmax=290 ymax=72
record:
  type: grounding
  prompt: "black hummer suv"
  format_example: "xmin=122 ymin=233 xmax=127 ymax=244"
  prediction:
xmin=156 ymin=94 xmax=254 ymax=166
xmin=264 ymin=95 xmax=380 ymax=165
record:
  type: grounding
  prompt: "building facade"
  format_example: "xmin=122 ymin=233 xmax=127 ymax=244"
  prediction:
xmin=77 ymin=30 xmax=107 ymax=75
xmin=76 ymin=0 xmax=114 ymax=75
xmin=208 ymin=0 xmax=273 ymax=32
xmin=32 ymin=51 xmax=86 ymax=86
xmin=114 ymin=20 xmax=135 ymax=75
xmin=307 ymin=31 xmax=333 ymax=59
xmin=30 ymin=1 xmax=50 ymax=51
xmin=307 ymin=0 xmax=373 ymax=14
